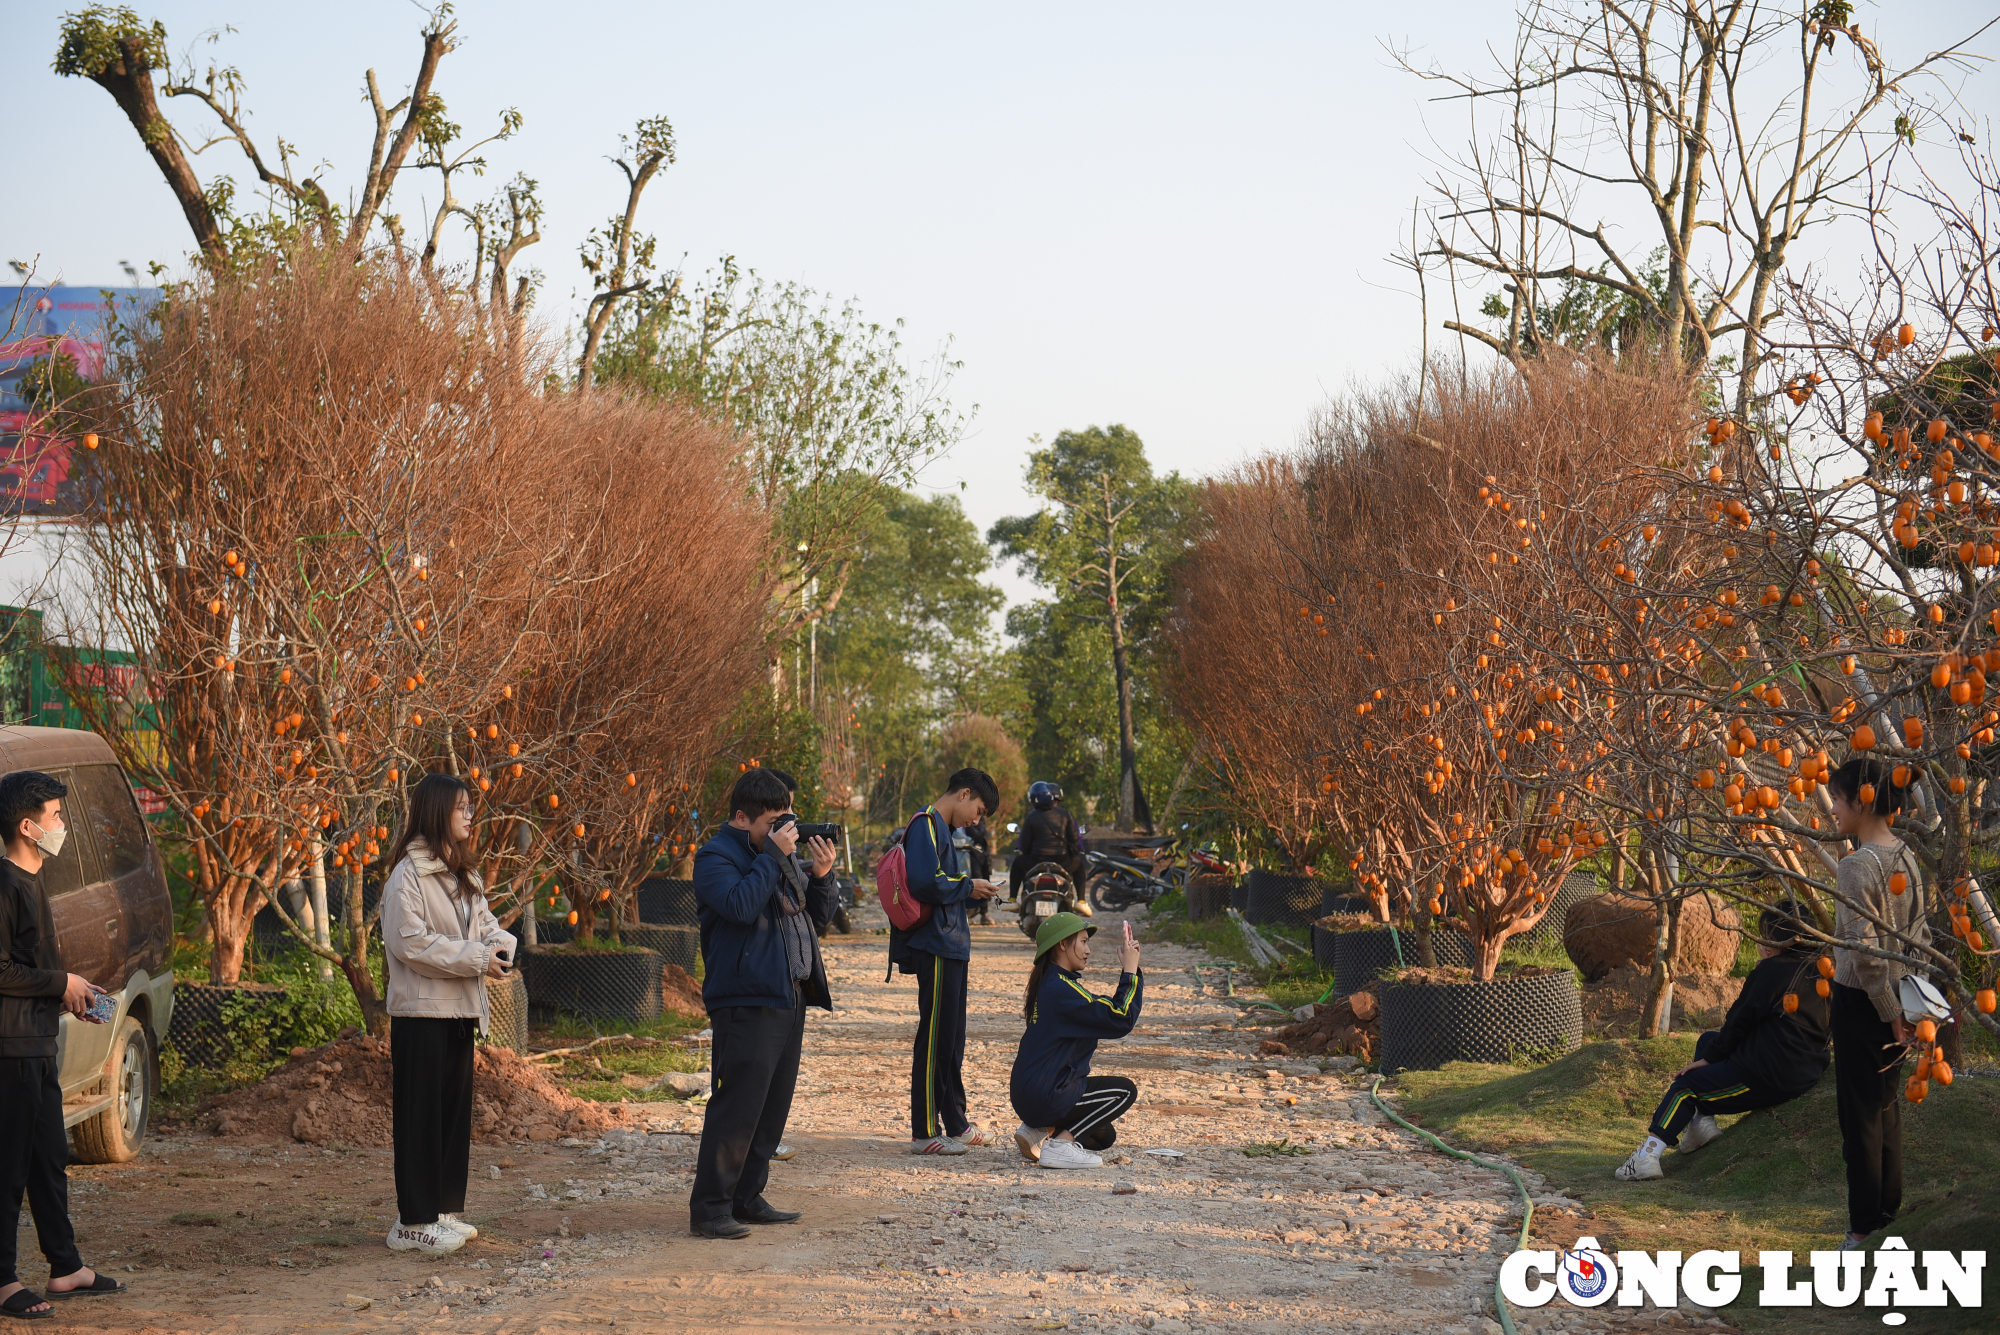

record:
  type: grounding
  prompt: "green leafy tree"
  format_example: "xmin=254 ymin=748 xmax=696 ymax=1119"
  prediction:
xmin=812 ymin=488 xmax=1017 ymax=828
xmin=593 ymin=261 xmax=971 ymax=673
xmin=990 ymin=425 xmax=1194 ymax=830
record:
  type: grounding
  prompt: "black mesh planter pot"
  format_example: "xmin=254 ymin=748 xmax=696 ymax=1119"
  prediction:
xmin=1312 ymin=925 xmax=1339 ymax=971
xmin=1186 ymin=879 xmax=1228 ymax=922
xmin=637 ymin=878 xmax=699 ymax=927
xmin=1245 ymin=871 xmax=1322 ymax=929
xmin=520 ymin=945 xmax=663 ymax=1024
xmin=1378 ymin=970 xmax=1584 ymax=1073
xmin=167 ymin=982 xmax=289 ymax=1070
xmin=1518 ymin=871 xmax=1599 ymax=949
xmin=485 ymin=972 xmax=529 ymax=1052
xmin=1228 ymin=881 xmax=1250 ymax=914
xmin=619 ymin=925 xmax=700 ymax=975
xmin=1330 ymin=928 xmax=1474 ymax=997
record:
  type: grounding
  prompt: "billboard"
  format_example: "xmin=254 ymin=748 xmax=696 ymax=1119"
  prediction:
xmin=0 ymin=285 xmax=159 ymax=516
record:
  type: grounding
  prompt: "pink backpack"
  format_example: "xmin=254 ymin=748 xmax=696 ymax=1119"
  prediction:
xmin=875 ymin=810 xmax=937 ymax=931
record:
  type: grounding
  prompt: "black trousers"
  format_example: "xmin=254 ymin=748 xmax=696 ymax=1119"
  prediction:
xmin=910 ymin=951 xmax=970 ymax=1141
xmin=0 ymin=1057 xmax=83 ymax=1286
xmin=391 ymin=1016 xmax=475 ymax=1227
xmin=690 ymin=991 xmax=805 ymax=1226
xmin=1646 ymin=1030 xmax=1793 ymax=1142
xmin=1054 ymin=1075 xmax=1137 ymax=1152
xmin=1831 ymin=982 xmax=1905 ymax=1236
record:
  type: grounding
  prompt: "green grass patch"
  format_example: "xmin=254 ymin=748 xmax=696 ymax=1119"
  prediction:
xmin=1393 ymin=1039 xmax=2000 ymax=1333
xmin=533 ymin=1032 xmax=709 ymax=1104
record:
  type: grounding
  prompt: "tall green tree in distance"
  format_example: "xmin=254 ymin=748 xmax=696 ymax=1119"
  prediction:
xmin=818 ymin=488 xmax=1019 ymax=828
xmin=991 ymin=426 xmax=1194 ymax=831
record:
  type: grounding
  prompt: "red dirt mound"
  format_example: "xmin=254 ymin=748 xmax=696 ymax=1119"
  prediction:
xmin=1582 ymin=963 xmax=1741 ymax=1038
xmin=204 ymin=1034 xmax=633 ymax=1146
xmin=662 ymin=962 xmax=706 ymax=1017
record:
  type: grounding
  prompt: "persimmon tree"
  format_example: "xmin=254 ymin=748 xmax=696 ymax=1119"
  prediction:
xmin=51 ymin=245 xmax=767 ymax=1031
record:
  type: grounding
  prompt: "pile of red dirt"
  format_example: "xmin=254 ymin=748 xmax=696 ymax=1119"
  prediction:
xmin=1582 ymin=963 xmax=1740 ymax=1037
xmin=662 ymin=962 xmax=706 ymax=1017
xmin=204 ymin=1033 xmax=633 ymax=1147
xmin=1260 ymin=988 xmax=1378 ymax=1061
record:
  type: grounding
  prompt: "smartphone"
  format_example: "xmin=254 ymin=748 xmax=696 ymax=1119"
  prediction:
xmin=84 ymin=988 xmax=116 ymax=1025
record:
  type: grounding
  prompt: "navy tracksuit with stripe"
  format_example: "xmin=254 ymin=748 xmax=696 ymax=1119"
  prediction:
xmin=1012 ymin=966 xmax=1144 ymax=1148
xmin=900 ymin=807 xmax=977 ymax=1141
xmin=1645 ymin=947 xmax=1830 ymax=1142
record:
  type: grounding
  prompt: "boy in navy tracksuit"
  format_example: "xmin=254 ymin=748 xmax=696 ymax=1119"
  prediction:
xmin=688 ymin=769 xmax=839 ymax=1238
xmin=1011 ymin=912 xmax=1144 ymax=1169
xmin=893 ymin=768 xmax=1001 ymax=1154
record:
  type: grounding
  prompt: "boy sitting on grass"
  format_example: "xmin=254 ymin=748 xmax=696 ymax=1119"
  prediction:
xmin=1615 ymin=897 xmax=1832 ymax=1182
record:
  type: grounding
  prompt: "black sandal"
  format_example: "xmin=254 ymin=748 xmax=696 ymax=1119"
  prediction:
xmin=45 ymin=1273 xmax=124 ymax=1299
xmin=0 ymin=1289 xmax=52 ymax=1321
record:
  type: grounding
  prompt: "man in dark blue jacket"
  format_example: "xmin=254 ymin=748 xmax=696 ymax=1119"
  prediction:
xmin=688 ymin=769 xmax=838 ymax=1239
xmin=894 ymin=768 xmax=1001 ymax=1155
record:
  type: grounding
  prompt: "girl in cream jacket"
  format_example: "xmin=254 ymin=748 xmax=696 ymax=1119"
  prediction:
xmin=379 ymin=774 xmax=514 ymax=1256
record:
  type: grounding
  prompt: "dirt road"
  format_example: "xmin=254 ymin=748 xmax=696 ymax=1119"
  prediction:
xmin=23 ymin=910 xmax=1675 ymax=1334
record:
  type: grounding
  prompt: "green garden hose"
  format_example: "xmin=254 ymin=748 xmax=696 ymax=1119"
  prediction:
xmin=1367 ymin=1075 xmax=1532 ymax=1335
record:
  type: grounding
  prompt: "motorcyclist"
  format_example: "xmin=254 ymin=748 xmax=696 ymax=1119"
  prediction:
xmin=1010 ymin=781 xmax=1084 ymax=901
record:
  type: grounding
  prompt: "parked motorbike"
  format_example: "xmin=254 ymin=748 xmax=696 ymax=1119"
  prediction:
xmin=1013 ymin=860 xmax=1091 ymax=939
xmin=1081 ymin=847 xmax=1178 ymax=913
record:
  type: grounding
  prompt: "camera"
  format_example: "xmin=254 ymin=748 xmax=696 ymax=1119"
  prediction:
xmin=772 ymin=814 xmax=842 ymax=842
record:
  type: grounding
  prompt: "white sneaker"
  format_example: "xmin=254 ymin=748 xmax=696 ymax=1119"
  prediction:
xmin=911 ymin=1135 xmax=970 ymax=1156
xmin=438 ymin=1213 xmax=478 ymax=1240
xmin=1613 ymin=1148 xmax=1663 ymax=1182
xmin=1038 ymin=1137 xmax=1102 ymax=1170
xmin=1014 ymin=1123 xmax=1049 ymax=1163
xmin=1676 ymin=1114 xmax=1720 ymax=1155
xmin=772 ymin=1144 xmax=796 ymax=1161
xmin=386 ymin=1219 xmax=465 ymax=1254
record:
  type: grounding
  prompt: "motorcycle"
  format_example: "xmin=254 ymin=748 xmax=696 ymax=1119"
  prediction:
xmin=1012 ymin=859 xmax=1091 ymax=939
xmin=1081 ymin=846 xmax=1179 ymax=913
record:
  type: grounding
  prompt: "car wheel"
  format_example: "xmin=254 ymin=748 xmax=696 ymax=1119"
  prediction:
xmin=71 ymin=1015 xmax=151 ymax=1164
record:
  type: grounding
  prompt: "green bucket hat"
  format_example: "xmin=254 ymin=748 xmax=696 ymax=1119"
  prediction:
xmin=1034 ymin=911 xmax=1097 ymax=961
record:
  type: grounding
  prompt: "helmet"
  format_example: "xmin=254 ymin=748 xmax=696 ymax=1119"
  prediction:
xmin=1028 ymin=780 xmax=1062 ymax=810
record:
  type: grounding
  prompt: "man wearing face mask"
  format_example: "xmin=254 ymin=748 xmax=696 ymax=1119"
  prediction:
xmin=0 ymin=770 xmax=126 ymax=1318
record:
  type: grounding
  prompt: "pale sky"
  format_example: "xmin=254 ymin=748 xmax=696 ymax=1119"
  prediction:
xmin=7 ymin=1 xmax=1995 ymax=613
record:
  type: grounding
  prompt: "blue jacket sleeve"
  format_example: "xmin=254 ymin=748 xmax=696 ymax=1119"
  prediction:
xmin=806 ymin=870 xmax=838 ymax=932
xmin=906 ymin=813 xmax=970 ymax=907
xmin=1047 ymin=970 xmax=1143 ymax=1038
xmin=694 ymin=844 xmax=783 ymax=926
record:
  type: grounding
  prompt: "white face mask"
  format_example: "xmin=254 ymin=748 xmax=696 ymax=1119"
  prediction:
xmin=26 ymin=819 xmax=65 ymax=859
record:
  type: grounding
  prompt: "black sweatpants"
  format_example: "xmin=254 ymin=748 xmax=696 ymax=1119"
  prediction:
xmin=0 ymin=1057 xmax=83 ymax=1286
xmin=391 ymin=1016 xmax=475 ymax=1228
xmin=1054 ymin=1075 xmax=1138 ymax=1152
xmin=1831 ymin=982 xmax=1905 ymax=1236
xmin=690 ymin=991 xmax=806 ymax=1226
xmin=910 ymin=951 xmax=970 ymax=1141
xmin=1645 ymin=1030 xmax=1795 ymax=1142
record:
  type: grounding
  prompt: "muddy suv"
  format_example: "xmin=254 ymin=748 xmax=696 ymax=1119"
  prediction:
xmin=0 ymin=726 xmax=173 ymax=1161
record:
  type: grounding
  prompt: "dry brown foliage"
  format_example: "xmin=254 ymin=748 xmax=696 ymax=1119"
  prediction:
xmin=57 ymin=244 xmax=766 ymax=1024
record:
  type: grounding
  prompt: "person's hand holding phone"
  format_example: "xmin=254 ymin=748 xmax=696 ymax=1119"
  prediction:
xmin=61 ymin=972 xmax=95 ymax=1019
xmin=487 ymin=948 xmax=511 ymax=979
xmin=970 ymin=878 xmax=1001 ymax=900
xmin=1119 ymin=920 xmax=1141 ymax=973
